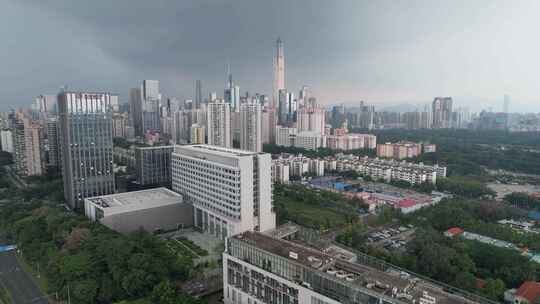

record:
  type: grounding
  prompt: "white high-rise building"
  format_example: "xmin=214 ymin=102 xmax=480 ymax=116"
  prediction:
xmin=0 ymin=130 xmax=13 ymax=153
xmin=261 ymin=110 xmax=271 ymax=144
xmin=207 ymin=101 xmax=231 ymax=148
xmin=240 ymin=103 xmax=262 ymax=152
xmin=275 ymin=126 xmax=296 ymax=147
xmin=33 ymin=95 xmax=56 ymax=114
xmin=297 ymin=106 xmax=325 ymax=134
xmin=171 ymin=145 xmax=276 ymax=240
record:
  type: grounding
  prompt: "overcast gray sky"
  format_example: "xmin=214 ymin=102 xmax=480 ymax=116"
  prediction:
xmin=2 ymin=0 xmax=539 ymax=112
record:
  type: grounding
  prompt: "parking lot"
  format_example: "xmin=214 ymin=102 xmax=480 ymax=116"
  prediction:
xmin=366 ymin=226 xmax=415 ymax=251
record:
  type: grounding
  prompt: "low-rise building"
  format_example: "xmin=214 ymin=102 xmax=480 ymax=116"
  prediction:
xmin=272 ymin=154 xmax=325 ymax=181
xmin=271 ymin=162 xmax=290 ymax=184
xmin=327 ymin=133 xmax=376 ymax=151
xmin=331 ymin=155 xmax=446 ymax=185
xmin=504 ymin=281 xmax=540 ymax=304
xmin=84 ymin=187 xmax=193 ymax=234
xmin=444 ymin=227 xmax=465 ymax=238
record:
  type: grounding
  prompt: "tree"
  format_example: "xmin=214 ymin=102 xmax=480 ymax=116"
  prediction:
xmin=482 ymin=279 xmax=506 ymax=301
xmin=151 ymin=281 xmax=178 ymax=304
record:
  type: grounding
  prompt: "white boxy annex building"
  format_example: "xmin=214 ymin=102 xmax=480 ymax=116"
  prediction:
xmin=84 ymin=187 xmax=193 ymax=234
xmin=172 ymin=145 xmax=276 ymax=240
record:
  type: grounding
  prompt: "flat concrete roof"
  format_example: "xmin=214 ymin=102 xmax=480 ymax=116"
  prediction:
xmin=85 ymin=187 xmax=183 ymax=214
xmin=174 ymin=144 xmax=263 ymax=157
xmin=233 ymin=231 xmax=487 ymax=304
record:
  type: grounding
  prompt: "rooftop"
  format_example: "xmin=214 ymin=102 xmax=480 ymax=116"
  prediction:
xmin=85 ymin=188 xmax=183 ymax=214
xmin=516 ymin=281 xmax=540 ymax=303
xmin=232 ymin=231 xmax=488 ymax=304
xmin=174 ymin=144 xmax=262 ymax=157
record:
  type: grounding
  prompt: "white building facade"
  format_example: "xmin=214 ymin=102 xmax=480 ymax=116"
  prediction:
xmin=240 ymin=103 xmax=262 ymax=152
xmin=207 ymin=101 xmax=231 ymax=148
xmin=171 ymin=145 xmax=275 ymax=240
xmin=0 ymin=130 xmax=13 ymax=153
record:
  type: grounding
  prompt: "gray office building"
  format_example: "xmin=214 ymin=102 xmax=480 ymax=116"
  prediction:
xmin=130 ymin=81 xmax=161 ymax=136
xmin=58 ymin=91 xmax=115 ymax=209
xmin=45 ymin=117 xmax=61 ymax=170
xmin=134 ymin=145 xmax=173 ymax=187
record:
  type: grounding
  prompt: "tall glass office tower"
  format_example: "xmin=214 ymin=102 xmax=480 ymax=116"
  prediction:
xmin=58 ymin=91 xmax=115 ymax=209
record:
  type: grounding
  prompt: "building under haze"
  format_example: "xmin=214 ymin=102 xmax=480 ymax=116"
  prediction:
xmin=432 ymin=97 xmax=453 ymax=128
xmin=207 ymin=100 xmax=231 ymax=148
xmin=129 ymin=80 xmax=161 ymax=137
xmin=190 ymin=123 xmax=205 ymax=144
xmin=0 ymin=129 xmax=13 ymax=153
xmin=273 ymin=38 xmax=285 ymax=109
xmin=171 ymin=145 xmax=275 ymax=240
xmin=58 ymin=91 xmax=115 ymax=209
xmin=45 ymin=117 xmax=60 ymax=170
xmin=12 ymin=118 xmax=45 ymax=176
xmin=240 ymin=102 xmax=262 ymax=152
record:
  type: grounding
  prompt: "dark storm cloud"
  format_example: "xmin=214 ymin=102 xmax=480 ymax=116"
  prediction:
xmin=2 ymin=0 xmax=540 ymax=111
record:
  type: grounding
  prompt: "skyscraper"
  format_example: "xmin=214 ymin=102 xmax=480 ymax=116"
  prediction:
xmin=503 ymin=94 xmax=510 ymax=113
xmin=432 ymin=97 xmax=453 ymax=128
xmin=240 ymin=102 xmax=262 ymax=152
xmin=141 ymin=80 xmax=161 ymax=134
xmin=207 ymin=100 xmax=231 ymax=147
xmin=45 ymin=117 xmax=60 ymax=169
xmin=195 ymin=80 xmax=203 ymax=109
xmin=224 ymin=66 xmax=241 ymax=112
xmin=129 ymin=87 xmax=143 ymax=136
xmin=278 ymin=89 xmax=295 ymax=125
xmin=273 ymin=38 xmax=285 ymax=109
xmin=12 ymin=118 xmax=45 ymax=176
xmin=297 ymin=106 xmax=326 ymax=135
xmin=58 ymin=91 xmax=115 ymax=209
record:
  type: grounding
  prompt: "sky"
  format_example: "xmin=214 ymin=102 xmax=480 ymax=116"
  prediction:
xmin=2 ymin=0 xmax=540 ymax=112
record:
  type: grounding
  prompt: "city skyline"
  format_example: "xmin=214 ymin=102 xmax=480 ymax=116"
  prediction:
xmin=2 ymin=0 xmax=540 ymax=112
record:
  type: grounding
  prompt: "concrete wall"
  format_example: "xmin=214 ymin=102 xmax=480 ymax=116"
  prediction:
xmin=100 ymin=203 xmax=193 ymax=234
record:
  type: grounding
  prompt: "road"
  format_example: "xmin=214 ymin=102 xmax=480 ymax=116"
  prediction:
xmin=0 ymin=251 xmax=48 ymax=304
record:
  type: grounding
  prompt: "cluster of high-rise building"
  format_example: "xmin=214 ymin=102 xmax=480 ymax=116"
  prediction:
xmin=0 ymin=36 xmax=504 ymax=304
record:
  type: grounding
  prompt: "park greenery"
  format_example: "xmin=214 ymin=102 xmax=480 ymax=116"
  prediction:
xmin=263 ymin=143 xmax=375 ymax=159
xmin=0 ymin=175 xmax=201 ymax=304
xmin=336 ymin=199 xmax=538 ymax=301
xmin=273 ymin=183 xmax=363 ymax=230
xmin=365 ymin=129 xmax=540 ymax=175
